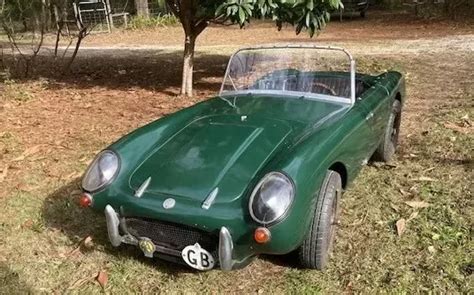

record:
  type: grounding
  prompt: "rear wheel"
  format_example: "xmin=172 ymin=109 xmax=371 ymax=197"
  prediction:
xmin=298 ymin=170 xmax=342 ymax=270
xmin=373 ymin=100 xmax=402 ymax=162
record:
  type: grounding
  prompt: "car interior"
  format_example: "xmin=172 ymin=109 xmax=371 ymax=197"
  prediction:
xmin=253 ymin=69 xmax=368 ymax=98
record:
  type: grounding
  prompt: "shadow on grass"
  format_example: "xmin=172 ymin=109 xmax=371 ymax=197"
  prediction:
xmin=3 ymin=48 xmax=230 ymax=95
xmin=0 ymin=263 xmax=32 ymax=294
xmin=42 ymin=179 xmax=195 ymax=275
xmin=261 ymin=251 xmax=301 ymax=269
xmin=435 ymin=157 xmax=473 ymax=169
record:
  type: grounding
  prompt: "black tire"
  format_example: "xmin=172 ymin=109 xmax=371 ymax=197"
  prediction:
xmin=298 ymin=170 xmax=342 ymax=270
xmin=372 ymin=100 xmax=402 ymax=162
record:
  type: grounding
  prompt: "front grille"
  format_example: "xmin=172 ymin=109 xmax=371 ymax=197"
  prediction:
xmin=124 ymin=218 xmax=217 ymax=256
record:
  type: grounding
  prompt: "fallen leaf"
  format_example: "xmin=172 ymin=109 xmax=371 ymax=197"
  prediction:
xmin=422 ymin=167 xmax=436 ymax=173
xmin=21 ymin=219 xmax=33 ymax=229
xmin=69 ymin=278 xmax=89 ymax=289
xmin=409 ymin=185 xmax=418 ymax=193
xmin=68 ymin=275 xmax=96 ymax=289
xmin=405 ymin=200 xmax=430 ymax=208
xmin=399 ymin=188 xmax=408 ymax=196
xmin=16 ymin=182 xmax=40 ymax=192
xmin=461 ymin=114 xmax=471 ymax=126
xmin=96 ymin=270 xmax=108 ymax=288
xmin=23 ymin=145 xmax=42 ymax=157
xmin=82 ymin=236 xmax=94 ymax=249
xmin=30 ymin=155 xmax=46 ymax=162
xmin=68 ymin=246 xmax=81 ymax=257
xmin=428 ymin=246 xmax=436 ymax=253
xmin=65 ymin=171 xmax=82 ymax=180
xmin=70 ymin=189 xmax=82 ymax=197
xmin=69 ymin=235 xmax=95 ymax=256
xmin=12 ymin=155 xmax=25 ymax=162
xmin=443 ymin=122 xmax=471 ymax=134
xmin=396 ymin=218 xmax=406 ymax=237
xmin=382 ymin=163 xmax=397 ymax=169
xmin=390 ymin=204 xmax=399 ymax=212
xmin=345 ymin=281 xmax=353 ymax=291
xmin=0 ymin=164 xmax=8 ymax=182
xmin=372 ymin=162 xmax=383 ymax=168
xmin=407 ymin=211 xmax=419 ymax=222
xmin=12 ymin=145 xmax=43 ymax=161
xmin=416 ymin=176 xmax=436 ymax=182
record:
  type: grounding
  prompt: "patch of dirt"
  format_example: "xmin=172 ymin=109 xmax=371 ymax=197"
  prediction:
xmin=79 ymin=10 xmax=473 ymax=47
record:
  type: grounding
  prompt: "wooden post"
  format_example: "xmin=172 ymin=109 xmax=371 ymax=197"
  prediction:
xmin=73 ymin=2 xmax=82 ymax=27
xmin=104 ymin=0 xmax=114 ymax=31
xmin=135 ymin=0 xmax=149 ymax=18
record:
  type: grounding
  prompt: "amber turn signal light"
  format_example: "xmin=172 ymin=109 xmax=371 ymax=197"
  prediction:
xmin=254 ymin=227 xmax=271 ymax=244
xmin=79 ymin=193 xmax=92 ymax=208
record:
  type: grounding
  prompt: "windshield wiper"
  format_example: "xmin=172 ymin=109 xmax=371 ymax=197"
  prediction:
xmin=228 ymin=75 xmax=237 ymax=91
xmin=219 ymin=95 xmax=237 ymax=109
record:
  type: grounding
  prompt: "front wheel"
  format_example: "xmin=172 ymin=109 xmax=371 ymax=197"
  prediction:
xmin=298 ymin=170 xmax=342 ymax=270
xmin=373 ymin=100 xmax=402 ymax=162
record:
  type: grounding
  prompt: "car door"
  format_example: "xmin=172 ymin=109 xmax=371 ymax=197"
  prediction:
xmin=339 ymin=101 xmax=377 ymax=170
xmin=358 ymin=84 xmax=392 ymax=150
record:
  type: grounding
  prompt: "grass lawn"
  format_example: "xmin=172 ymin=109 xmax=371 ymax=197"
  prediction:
xmin=0 ymin=12 xmax=473 ymax=293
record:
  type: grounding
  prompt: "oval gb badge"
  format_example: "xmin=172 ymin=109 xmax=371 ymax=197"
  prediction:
xmin=181 ymin=243 xmax=215 ymax=271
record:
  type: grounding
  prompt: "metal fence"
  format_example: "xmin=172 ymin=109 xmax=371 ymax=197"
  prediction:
xmin=73 ymin=0 xmax=170 ymax=32
xmin=73 ymin=1 xmax=111 ymax=32
xmin=135 ymin=0 xmax=169 ymax=17
xmin=0 ymin=0 xmax=172 ymax=36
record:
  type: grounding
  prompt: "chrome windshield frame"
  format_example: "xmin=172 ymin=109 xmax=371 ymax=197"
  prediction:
xmin=219 ymin=44 xmax=357 ymax=105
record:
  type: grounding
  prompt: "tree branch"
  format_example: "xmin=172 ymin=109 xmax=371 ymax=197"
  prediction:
xmin=194 ymin=19 xmax=208 ymax=36
xmin=166 ymin=0 xmax=185 ymax=24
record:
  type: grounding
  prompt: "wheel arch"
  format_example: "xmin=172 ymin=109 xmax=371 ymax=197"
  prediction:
xmin=395 ymin=92 xmax=402 ymax=104
xmin=328 ymin=162 xmax=348 ymax=189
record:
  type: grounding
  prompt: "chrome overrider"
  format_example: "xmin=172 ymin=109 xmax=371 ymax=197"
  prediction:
xmin=104 ymin=205 xmax=236 ymax=271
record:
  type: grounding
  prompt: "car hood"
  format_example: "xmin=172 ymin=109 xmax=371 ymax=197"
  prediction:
xmin=129 ymin=114 xmax=292 ymax=203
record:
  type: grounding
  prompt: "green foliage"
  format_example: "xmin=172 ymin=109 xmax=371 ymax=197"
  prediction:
xmin=215 ymin=0 xmax=343 ymax=37
xmin=2 ymin=79 xmax=34 ymax=102
xmin=0 ymin=0 xmax=46 ymax=32
xmin=129 ymin=14 xmax=179 ymax=30
xmin=166 ymin=0 xmax=342 ymax=37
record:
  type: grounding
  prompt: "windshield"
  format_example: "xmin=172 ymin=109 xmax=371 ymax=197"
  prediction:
xmin=220 ymin=46 xmax=356 ymax=104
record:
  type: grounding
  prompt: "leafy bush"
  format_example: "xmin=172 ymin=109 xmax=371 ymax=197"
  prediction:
xmin=129 ymin=14 xmax=179 ymax=30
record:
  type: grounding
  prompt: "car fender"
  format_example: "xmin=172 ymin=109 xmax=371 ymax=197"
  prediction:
xmin=252 ymin=110 xmax=358 ymax=254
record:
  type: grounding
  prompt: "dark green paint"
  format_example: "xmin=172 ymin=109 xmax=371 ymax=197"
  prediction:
xmin=87 ymin=71 xmax=405 ymax=264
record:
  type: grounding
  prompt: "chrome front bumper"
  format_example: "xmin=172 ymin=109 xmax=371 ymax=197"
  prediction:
xmin=104 ymin=205 xmax=237 ymax=271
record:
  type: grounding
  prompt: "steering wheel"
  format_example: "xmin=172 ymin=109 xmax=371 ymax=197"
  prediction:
xmin=311 ymin=82 xmax=337 ymax=96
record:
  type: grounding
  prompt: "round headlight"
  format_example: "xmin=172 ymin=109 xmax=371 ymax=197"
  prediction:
xmin=82 ymin=150 xmax=119 ymax=192
xmin=249 ymin=172 xmax=295 ymax=225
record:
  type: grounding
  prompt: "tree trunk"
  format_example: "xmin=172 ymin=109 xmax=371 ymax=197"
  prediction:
xmin=64 ymin=26 xmax=87 ymax=71
xmin=167 ymin=0 xmax=208 ymax=97
xmin=181 ymin=32 xmax=195 ymax=96
xmin=135 ymin=0 xmax=149 ymax=18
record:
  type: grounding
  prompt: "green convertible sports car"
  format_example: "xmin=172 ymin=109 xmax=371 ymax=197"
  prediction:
xmin=80 ymin=45 xmax=405 ymax=271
